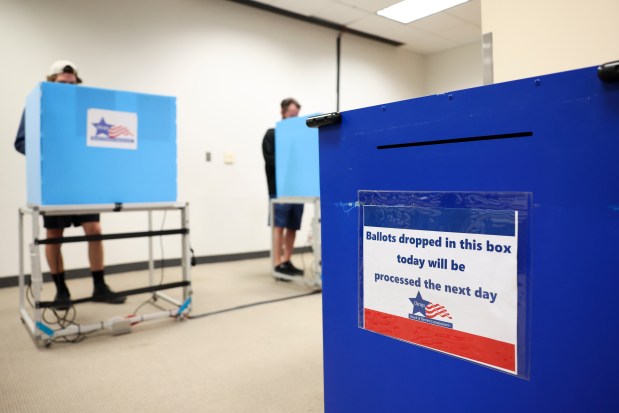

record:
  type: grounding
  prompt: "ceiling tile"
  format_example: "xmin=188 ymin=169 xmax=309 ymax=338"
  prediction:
xmin=444 ymin=0 xmax=481 ymax=25
xmin=347 ymin=13 xmax=405 ymax=34
xmin=408 ymin=12 xmax=466 ymax=33
xmin=237 ymin=0 xmax=481 ymax=54
xmin=269 ymin=0 xmax=337 ymax=16
xmin=437 ymin=23 xmax=481 ymax=44
xmin=311 ymin=3 xmax=372 ymax=26
xmin=333 ymin=0 xmax=400 ymax=14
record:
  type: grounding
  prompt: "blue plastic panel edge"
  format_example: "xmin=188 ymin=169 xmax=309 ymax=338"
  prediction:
xmin=275 ymin=114 xmax=320 ymax=197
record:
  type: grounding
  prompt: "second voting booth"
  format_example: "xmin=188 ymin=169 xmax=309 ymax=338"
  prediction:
xmin=20 ymin=82 xmax=191 ymax=346
xmin=317 ymin=65 xmax=619 ymax=411
xmin=272 ymin=114 xmax=322 ymax=287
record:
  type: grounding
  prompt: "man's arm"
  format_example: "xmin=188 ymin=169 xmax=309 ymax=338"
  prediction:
xmin=262 ymin=128 xmax=275 ymax=168
xmin=14 ymin=111 xmax=25 ymax=155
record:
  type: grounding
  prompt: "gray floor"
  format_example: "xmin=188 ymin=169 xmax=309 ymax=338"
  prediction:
xmin=0 ymin=255 xmax=324 ymax=412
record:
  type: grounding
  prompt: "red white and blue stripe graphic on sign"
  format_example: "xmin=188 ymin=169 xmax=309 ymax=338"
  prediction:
xmin=365 ymin=309 xmax=515 ymax=372
xmin=109 ymin=125 xmax=134 ymax=138
xmin=426 ymin=303 xmax=452 ymax=319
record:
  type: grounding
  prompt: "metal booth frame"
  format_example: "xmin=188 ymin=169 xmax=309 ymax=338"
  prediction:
xmin=18 ymin=202 xmax=192 ymax=347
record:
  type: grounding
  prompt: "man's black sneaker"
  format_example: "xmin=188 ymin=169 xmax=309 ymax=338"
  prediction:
xmin=53 ymin=289 xmax=71 ymax=311
xmin=283 ymin=261 xmax=304 ymax=275
xmin=274 ymin=263 xmax=294 ymax=276
xmin=277 ymin=261 xmax=304 ymax=276
xmin=92 ymin=283 xmax=127 ymax=304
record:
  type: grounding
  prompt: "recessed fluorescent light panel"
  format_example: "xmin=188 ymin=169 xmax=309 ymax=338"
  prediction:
xmin=377 ymin=0 xmax=469 ymax=24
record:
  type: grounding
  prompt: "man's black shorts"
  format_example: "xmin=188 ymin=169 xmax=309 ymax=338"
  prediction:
xmin=43 ymin=214 xmax=100 ymax=229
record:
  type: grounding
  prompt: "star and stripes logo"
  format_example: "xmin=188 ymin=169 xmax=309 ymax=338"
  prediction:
xmin=409 ymin=291 xmax=453 ymax=328
xmin=87 ymin=108 xmax=138 ymax=150
xmin=92 ymin=118 xmax=134 ymax=139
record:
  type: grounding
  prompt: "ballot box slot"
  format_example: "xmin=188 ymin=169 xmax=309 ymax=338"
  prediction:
xmin=376 ymin=131 xmax=533 ymax=150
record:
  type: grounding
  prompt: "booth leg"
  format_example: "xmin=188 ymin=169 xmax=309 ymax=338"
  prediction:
xmin=18 ymin=209 xmax=25 ymax=314
xmin=29 ymin=209 xmax=44 ymax=343
xmin=148 ymin=210 xmax=155 ymax=287
xmin=181 ymin=204 xmax=192 ymax=311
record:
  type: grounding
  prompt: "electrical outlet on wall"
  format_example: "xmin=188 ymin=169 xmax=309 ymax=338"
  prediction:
xmin=224 ymin=152 xmax=235 ymax=164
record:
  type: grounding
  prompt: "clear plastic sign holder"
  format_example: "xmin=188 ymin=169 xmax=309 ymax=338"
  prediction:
xmin=358 ymin=190 xmax=530 ymax=378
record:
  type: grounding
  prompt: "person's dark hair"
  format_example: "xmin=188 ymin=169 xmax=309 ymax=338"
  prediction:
xmin=280 ymin=98 xmax=301 ymax=111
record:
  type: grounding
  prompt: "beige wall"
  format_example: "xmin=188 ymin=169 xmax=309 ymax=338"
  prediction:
xmin=341 ymin=34 xmax=426 ymax=109
xmin=482 ymin=0 xmax=619 ymax=83
xmin=425 ymin=41 xmax=483 ymax=95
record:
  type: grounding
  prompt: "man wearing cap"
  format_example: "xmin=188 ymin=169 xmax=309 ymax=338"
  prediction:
xmin=14 ymin=60 xmax=126 ymax=309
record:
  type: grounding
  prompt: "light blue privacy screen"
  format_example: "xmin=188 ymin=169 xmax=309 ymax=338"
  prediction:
xmin=275 ymin=114 xmax=319 ymax=197
xmin=25 ymin=82 xmax=176 ymax=205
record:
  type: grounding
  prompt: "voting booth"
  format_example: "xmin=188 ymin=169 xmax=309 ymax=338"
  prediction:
xmin=25 ymin=82 xmax=177 ymax=205
xmin=317 ymin=65 xmax=619 ymax=411
xmin=271 ymin=115 xmax=321 ymax=287
xmin=19 ymin=82 xmax=191 ymax=346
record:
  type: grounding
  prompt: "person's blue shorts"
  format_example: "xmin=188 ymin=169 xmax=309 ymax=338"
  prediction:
xmin=272 ymin=202 xmax=304 ymax=230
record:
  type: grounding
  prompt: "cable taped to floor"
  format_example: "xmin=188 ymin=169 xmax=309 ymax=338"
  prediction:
xmin=187 ymin=290 xmax=321 ymax=320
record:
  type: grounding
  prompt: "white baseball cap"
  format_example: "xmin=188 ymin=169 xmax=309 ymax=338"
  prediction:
xmin=48 ymin=60 xmax=82 ymax=83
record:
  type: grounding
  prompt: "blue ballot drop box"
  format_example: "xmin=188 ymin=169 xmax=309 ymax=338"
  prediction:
xmin=318 ymin=66 xmax=619 ymax=412
xmin=25 ymin=82 xmax=177 ymax=205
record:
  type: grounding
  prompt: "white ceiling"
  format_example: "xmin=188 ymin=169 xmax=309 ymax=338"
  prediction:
xmin=249 ymin=0 xmax=481 ymax=55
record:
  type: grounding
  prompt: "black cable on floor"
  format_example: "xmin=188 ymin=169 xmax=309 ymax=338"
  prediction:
xmin=187 ymin=289 xmax=321 ymax=319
